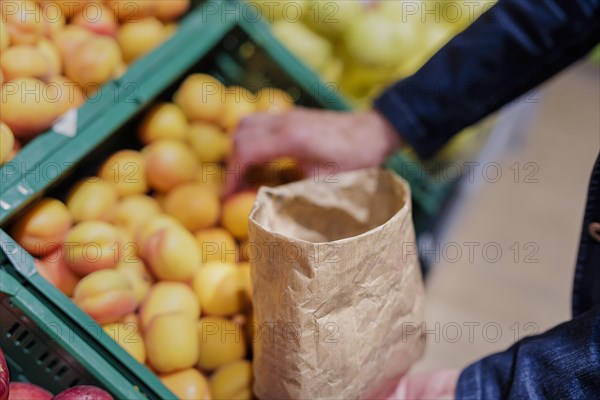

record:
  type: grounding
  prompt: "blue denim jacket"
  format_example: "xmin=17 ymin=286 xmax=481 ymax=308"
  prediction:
xmin=374 ymin=0 xmax=600 ymax=398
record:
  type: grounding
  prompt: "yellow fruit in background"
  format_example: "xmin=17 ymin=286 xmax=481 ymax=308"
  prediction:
xmin=10 ymin=198 xmax=72 ymax=257
xmin=197 ymin=317 xmax=246 ymax=371
xmin=0 ymin=77 xmax=60 ymax=139
xmin=154 ymin=0 xmax=190 ymax=21
xmin=138 ymin=102 xmax=188 ymax=144
xmin=73 ymin=269 xmax=137 ymax=324
xmin=103 ymin=322 xmax=146 ymax=364
xmin=160 ymin=369 xmax=211 ymax=400
xmin=209 ymin=361 xmax=253 ymax=400
xmin=271 ymin=20 xmax=332 ymax=71
xmin=64 ymin=36 xmax=121 ymax=88
xmin=0 ymin=123 xmax=15 ymax=165
xmin=2 ymin=0 xmax=44 ymax=45
xmin=195 ymin=228 xmax=237 ymax=264
xmin=219 ymin=87 xmax=256 ymax=132
xmin=145 ymin=313 xmax=199 ymax=373
xmin=192 ymin=262 xmax=245 ymax=316
xmin=139 ymin=281 xmax=200 ymax=329
xmin=303 ymin=0 xmax=361 ymax=39
xmin=143 ymin=139 xmax=197 ymax=192
xmin=187 ymin=122 xmax=229 ymax=163
xmin=174 ymin=74 xmax=225 ymax=123
xmin=141 ymin=224 xmax=201 ymax=282
xmin=0 ymin=45 xmax=50 ymax=82
xmin=163 ymin=183 xmax=220 ymax=231
xmin=63 ymin=221 xmax=121 ymax=276
xmin=249 ymin=0 xmax=309 ymax=22
xmin=51 ymin=0 xmax=93 ymax=19
xmin=115 ymin=257 xmax=153 ymax=306
xmin=0 ymin=20 xmax=9 ymax=50
xmin=113 ymin=194 xmax=161 ymax=234
xmin=98 ymin=150 xmax=148 ymax=197
xmin=39 ymin=1 xmax=66 ymax=38
xmin=256 ymin=87 xmax=294 ymax=114
xmin=66 ymin=177 xmax=118 ymax=222
xmin=221 ymin=191 xmax=257 ymax=240
xmin=118 ymin=17 xmax=165 ymax=63
xmin=37 ymin=248 xmax=80 ymax=297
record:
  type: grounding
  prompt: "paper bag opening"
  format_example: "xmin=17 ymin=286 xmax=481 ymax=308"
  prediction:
xmin=250 ymin=168 xmax=407 ymax=243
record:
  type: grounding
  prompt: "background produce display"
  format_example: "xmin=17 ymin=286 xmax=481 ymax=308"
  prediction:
xmin=255 ymin=0 xmax=497 ymax=105
xmin=0 ymin=0 xmax=191 ymax=163
xmin=7 ymin=72 xmax=298 ymax=400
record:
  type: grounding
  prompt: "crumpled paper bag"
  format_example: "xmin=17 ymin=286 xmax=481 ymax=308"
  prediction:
xmin=248 ymin=168 xmax=425 ymax=400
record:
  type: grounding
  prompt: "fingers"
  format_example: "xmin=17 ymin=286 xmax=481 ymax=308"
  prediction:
xmin=224 ymin=112 xmax=303 ymax=195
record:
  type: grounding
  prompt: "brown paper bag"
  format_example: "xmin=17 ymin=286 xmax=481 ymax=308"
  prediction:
xmin=248 ymin=168 xmax=425 ymax=400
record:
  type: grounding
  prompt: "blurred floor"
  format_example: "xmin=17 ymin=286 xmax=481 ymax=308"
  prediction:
xmin=413 ymin=61 xmax=600 ymax=373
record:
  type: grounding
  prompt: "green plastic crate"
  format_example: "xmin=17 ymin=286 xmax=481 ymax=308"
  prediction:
xmin=0 ymin=246 xmax=171 ymax=399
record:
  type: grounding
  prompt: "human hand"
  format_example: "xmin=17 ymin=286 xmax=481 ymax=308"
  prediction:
xmin=225 ymin=107 xmax=401 ymax=194
xmin=384 ymin=369 xmax=461 ymax=400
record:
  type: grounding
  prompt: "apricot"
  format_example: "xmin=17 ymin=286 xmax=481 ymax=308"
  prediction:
xmin=195 ymin=228 xmax=237 ymax=264
xmin=120 ymin=312 xmax=140 ymax=328
xmin=139 ymin=281 xmax=200 ymax=329
xmin=0 ymin=123 xmax=15 ymax=165
xmin=163 ymin=183 xmax=220 ymax=231
xmin=115 ymin=257 xmax=152 ymax=306
xmin=187 ymin=122 xmax=230 ymax=163
xmin=72 ymin=3 xmax=117 ymax=36
xmin=0 ymin=20 xmax=9 ymax=50
xmin=66 ymin=177 xmax=119 ymax=222
xmin=52 ymin=25 xmax=93 ymax=60
xmin=2 ymin=0 xmax=44 ymax=45
xmin=143 ymin=139 xmax=197 ymax=192
xmin=63 ymin=221 xmax=121 ymax=276
xmin=51 ymin=0 xmax=93 ymax=18
xmin=141 ymin=224 xmax=201 ymax=282
xmin=37 ymin=38 xmax=61 ymax=76
xmin=160 ymin=369 xmax=211 ymax=400
xmin=145 ymin=313 xmax=199 ymax=373
xmin=98 ymin=150 xmax=148 ymax=197
xmin=46 ymin=75 xmax=85 ymax=116
xmin=192 ymin=261 xmax=245 ymax=316
xmin=197 ymin=317 xmax=246 ymax=370
xmin=0 ymin=45 xmax=50 ymax=82
xmin=137 ymin=102 xmax=188 ymax=144
xmin=163 ymin=23 xmax=177 ymax=39
xmin=221 ymin=191 xmax=257 ymax=240
xmin=72 ymin=269 xmax=137 ymax=324
xmin=37 ymin=247 xmax=80 ymax=296
xmin=0 ymin=77 xmax=60 ymax=139
xmin=219 ymin=86 xmax=256 ymax=132
xmin=64 ymin=36 xmax=121 ymax=89
xmin=135 ymin=214 xmax=180 ymax=255
xmin=117 ymin=17 xmax=165 ymax=63
xmin=103 ymin=321 xmax=146 ymax=364
xmin=39 ymin=1 xmax=65 ymax=38
xmin=10 ymin=198 xmax=72 ymax=257
xmin=256 ymin=87 xmax=294 ymax=114
xmin=113 ymin=194 xmax=161 ymax=234
xmin=105 ymin=0 xmax=156 ymax=22
xmin=154 ymin=0 xmax=190 ymax=21
xmin=174 ymin=74 xmax=224 ymax=123
xmin=195 ymin=163 xmax=225 ymax=197
xmin=209 ymin=360 xmax=253 ymax=400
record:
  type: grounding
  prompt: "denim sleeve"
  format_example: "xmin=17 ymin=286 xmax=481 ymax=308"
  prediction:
xmin=455 ymin=305 xmax=600 ymax=399
xmin=374 ymin=0 xmax=600 ymax=158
